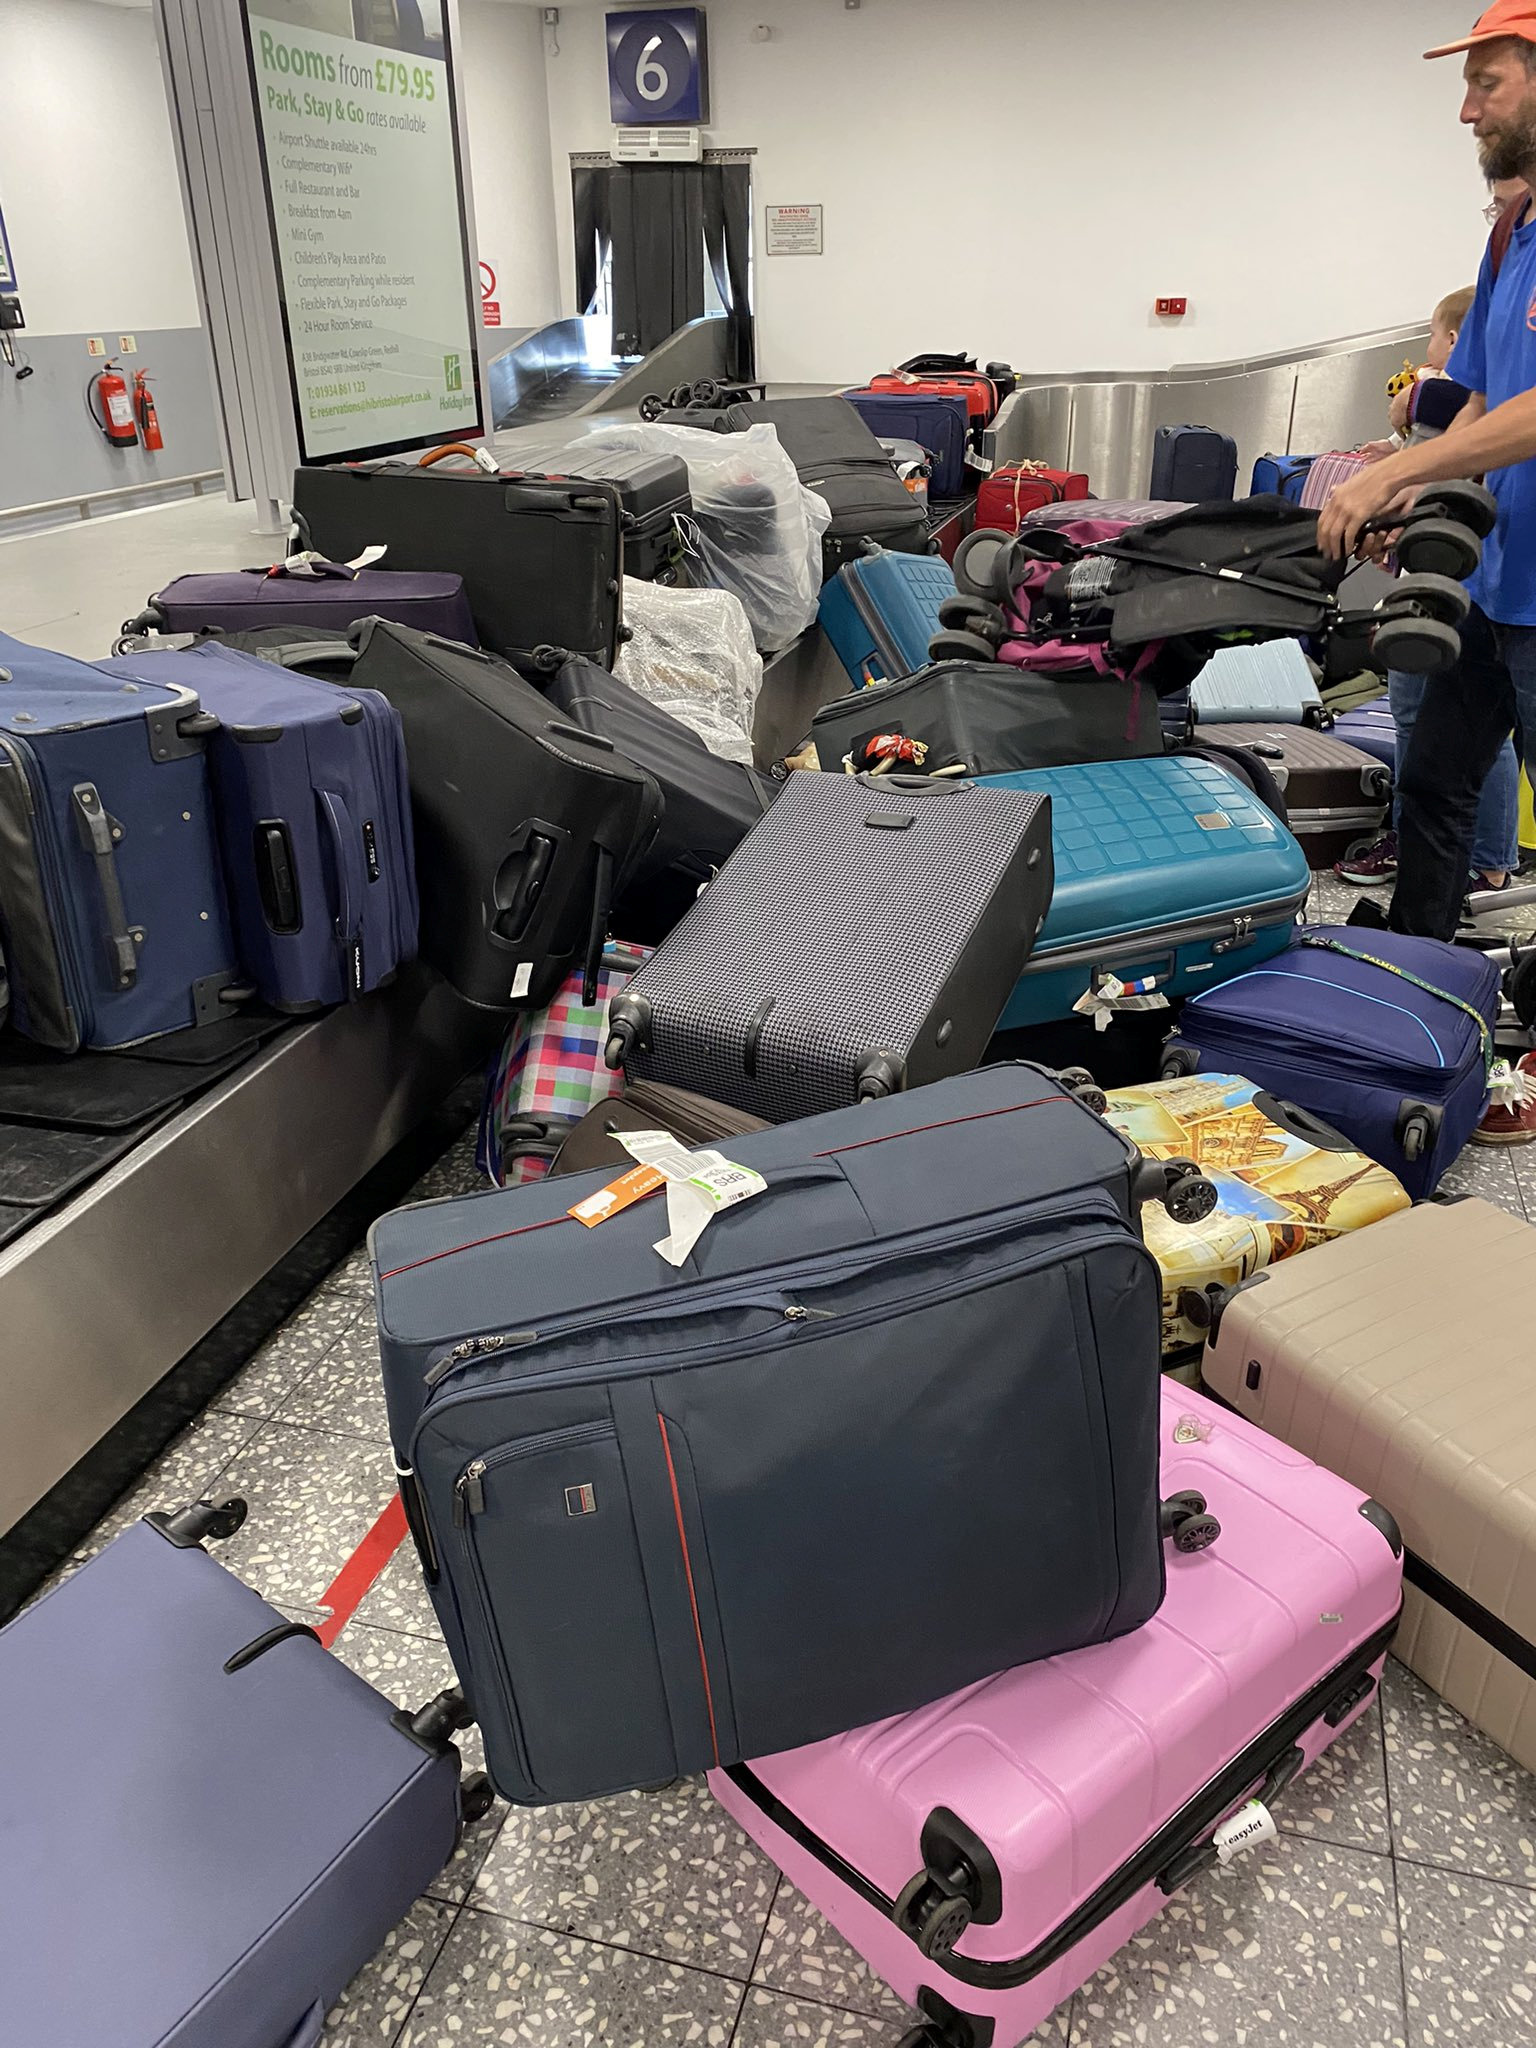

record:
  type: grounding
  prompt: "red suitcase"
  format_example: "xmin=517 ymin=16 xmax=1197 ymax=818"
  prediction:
xmin=868 ymin=371 xmax=999 ymax=425
xmin=711 ymin=1379 xmax=1402 ymax=2048
xmin=976 ymin=463 xmax=1092 ymax=531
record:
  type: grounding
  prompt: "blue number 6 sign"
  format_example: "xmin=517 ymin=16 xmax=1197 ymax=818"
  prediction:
xmin=606 ymin=8 xmax=710 ymax=125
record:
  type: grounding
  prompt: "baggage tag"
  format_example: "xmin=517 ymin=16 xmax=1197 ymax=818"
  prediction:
xmin=1212 ymin=1799 xmax=1278 ymax=1865
xmin=1072 ymin=973 xmax=1172 ymax=1032
xmin=615 ymin=1130 xmax=766 ymax=1267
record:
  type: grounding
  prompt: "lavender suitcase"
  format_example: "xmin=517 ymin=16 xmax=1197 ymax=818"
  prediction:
xmin=712 ymin=1380 xmax=1402 ymax=2048
xmin=125 ymin=560 xmax=477 ymax=646
xmin=2 ymin=1498 xmax=487 ymax=2048
xmin=102 ymin=640 xmax=418 ymax=1011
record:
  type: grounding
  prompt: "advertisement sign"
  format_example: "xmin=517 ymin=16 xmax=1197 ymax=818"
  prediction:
xmin=241 ymin=0 xmax=482 ymax=462
xmin=606 ymin=8 xmax=709 ymax=126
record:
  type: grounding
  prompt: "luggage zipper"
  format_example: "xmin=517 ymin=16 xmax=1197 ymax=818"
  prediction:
xmin=1029 ymin=895 xmax=1308 ymax=973
xmin=454 ymin=1417 xmax=616 ymax=1525
xmin=415 ymin=1198 xmax=1124 ymax=1403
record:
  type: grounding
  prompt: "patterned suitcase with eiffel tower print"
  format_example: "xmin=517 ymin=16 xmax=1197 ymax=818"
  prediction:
xmin=1101 ymin=1073 xmax=1410 ymax=1356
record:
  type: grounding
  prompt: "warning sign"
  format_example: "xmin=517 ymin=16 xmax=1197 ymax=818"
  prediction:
xmin=765 ymin=204 xmax=823 ymax=257
xmin=480 ymin=259 xmax=501 ymax=327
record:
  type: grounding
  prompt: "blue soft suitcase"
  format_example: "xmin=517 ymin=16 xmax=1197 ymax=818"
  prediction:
xmin=1 ymin=1498 xmax=485 ymax=2048
xmin=1162 ymin=924 xmax=1500 ymax=1199
xmin=817 ymin=549 xmax=958 ymax=687
xmin=841 ymin=389 xmax=971 ymax=497
xmin=980 ymin=756 xmax=1311 ymax=1030
xmin=374 ymin=1062 xmax=1180 ymax=1806
xmin=0 ymin=630 xmax=245 ymax=1053
xmin=1150 ymin=425 xmax=1238 ymax=501
xmin=1250 ymin=454 xmax=1316 ymax=503
xmin=1189 ymin=639 xmax=1325 ymax=725
xmin=101 ymin=641 xmax=418 ymax=1012
xmin=1332 ymin=695 xmax=1397 ymax=770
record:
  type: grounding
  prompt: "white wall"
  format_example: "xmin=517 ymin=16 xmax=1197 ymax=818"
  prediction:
xmin=541 ymin=0 xmax=1492 ymax=381
xmin=0 ymin=0 xmax=201 ymax=336
xmin=458 ymin=1 xmax=562 ymax=330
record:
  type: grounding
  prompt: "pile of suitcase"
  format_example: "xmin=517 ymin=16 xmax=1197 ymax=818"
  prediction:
xmin=6 ymin=398 xmax=1536 ymax=2048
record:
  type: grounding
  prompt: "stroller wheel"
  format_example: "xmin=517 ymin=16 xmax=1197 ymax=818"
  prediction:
xmin=667 ymin=381 xmax=695 ymax=409
xmin=1394 ymin=518 xmax=1481 ymax=583
xmin=1414 ymin=479 xmax=1497 ymax=540
xmin=952 ymin=527 xmax=1014 ymax=602
xmin=929 ymin=628 xmax=1003 ymax=664
xmin=1385 ymin=572 xmax=1471 ymax=628
xmin=690 ymin=377 xmax=724 ymax=406
xmin=937 ymin=595 xmax=1008 ymax=638
xmin=1373 ymin=613 xmax=1461 ymax=676
xmin=638 ymin=393 xmax=666 ymax=423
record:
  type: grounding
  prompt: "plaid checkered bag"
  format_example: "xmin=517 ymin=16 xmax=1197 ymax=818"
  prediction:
xmin=477 ymin=943 xmax=650 ymax=1187
xmin=1299 ymin=450 xmax=1371 ymax=512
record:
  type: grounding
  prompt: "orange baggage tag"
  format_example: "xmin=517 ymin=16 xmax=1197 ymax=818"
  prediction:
xmin=568 ymin=1163 xmax=665 ymax=1227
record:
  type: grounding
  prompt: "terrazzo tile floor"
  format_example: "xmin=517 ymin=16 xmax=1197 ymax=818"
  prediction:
xmin=54 ymin=872 xmax=1536 ymax=2048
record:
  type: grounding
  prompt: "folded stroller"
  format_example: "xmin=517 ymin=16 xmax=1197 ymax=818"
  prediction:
xmin=931 ymin=486 xmax=1495 ymax=690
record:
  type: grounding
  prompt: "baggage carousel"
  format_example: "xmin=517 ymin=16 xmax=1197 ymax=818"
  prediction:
xmin=0 ymin=969 xmax=498 ymax=1594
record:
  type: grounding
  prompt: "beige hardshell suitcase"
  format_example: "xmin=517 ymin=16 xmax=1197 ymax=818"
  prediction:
xmin=1204 ymin=1197 xmax=1536 ymax=1771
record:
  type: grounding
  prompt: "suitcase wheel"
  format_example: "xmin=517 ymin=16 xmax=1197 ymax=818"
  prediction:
xmin=1173 ymin=1512 xmax=1222 ymax=1554
xmin=1160 ymin=1048 xmax=1199 ymax=1080
xmin=893 ymin=1875 xmax=975 ymax=1961
xmin=1056 ymin=1065 xmax=1108 ymax=1117
xmin=460 ymin=1771 xmax=495 ymax=1825
xmin=1161 ymin=1492 xmax=1221 ymax=1553
xmin=1392 ymin=519 xmax=1481 ymax=585
xmin=1164 ymin=1167 xmax=1219 ymax=1227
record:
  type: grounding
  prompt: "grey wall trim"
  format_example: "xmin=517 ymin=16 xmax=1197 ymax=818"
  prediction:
xmin=0 ymin=328 xmax=224 ymax=515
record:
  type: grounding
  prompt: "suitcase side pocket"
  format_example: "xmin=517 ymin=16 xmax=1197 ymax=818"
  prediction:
xmin=0 ymin=739 xmax=83 ymax=1051
xmin=453 ymin=1418 xmax=677 ymax=1800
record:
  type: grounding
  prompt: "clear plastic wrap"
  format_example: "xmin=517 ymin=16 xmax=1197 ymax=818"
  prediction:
xmin=575 ymin=421 xmax=829 ymax=651
xmin=614 ymin=577 xmax=764 ymax=765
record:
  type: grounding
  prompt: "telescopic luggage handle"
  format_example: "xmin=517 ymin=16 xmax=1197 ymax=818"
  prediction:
xmin=70 ymin=782 xmax=137 ymax=991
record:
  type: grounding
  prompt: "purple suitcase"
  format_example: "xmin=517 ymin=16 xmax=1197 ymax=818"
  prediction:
xmin=1 ymin=1498 xmax=488 ymax=2048
xmin=712 ymin=1380 xmax=1402 ymax=2048
xmin=102 ymin=640 xmax=418 ymax=1012
xmin=124 ymin=559 xmax=477 ymax=646
xmin=1331 ymin=695 xmax=1397 ymax=770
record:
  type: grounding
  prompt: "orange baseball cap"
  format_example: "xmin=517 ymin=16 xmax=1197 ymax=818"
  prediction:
xmin=1425 ymin=1 xmax=1536 ymax=58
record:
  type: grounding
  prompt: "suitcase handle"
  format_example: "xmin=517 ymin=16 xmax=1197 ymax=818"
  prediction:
xmin=70 ymin=783 xmax=138 ymax=992
xmin=1155 ymin=1745 xmax=1304 ymax=1895
xmin=317 ymin=787 xmax=367 ymax=990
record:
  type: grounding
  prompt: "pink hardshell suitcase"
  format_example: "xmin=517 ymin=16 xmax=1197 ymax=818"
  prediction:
xmin=710 ymin=1381 xmax=1403 ymax=2048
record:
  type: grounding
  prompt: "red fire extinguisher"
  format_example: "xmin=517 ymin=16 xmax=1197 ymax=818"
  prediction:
xmin=132 ymin=369 xmax=163 ymax=452
xmin=86 ymin=360 xmax=138 ymax=447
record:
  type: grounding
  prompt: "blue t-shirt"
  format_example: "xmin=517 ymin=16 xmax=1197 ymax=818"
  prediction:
xmin=1448 ymin=205 xmax=1536 ymax=624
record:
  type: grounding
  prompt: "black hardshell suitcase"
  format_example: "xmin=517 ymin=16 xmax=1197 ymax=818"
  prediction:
xmin=811 ymin=661 xmax=1165 ymax=777
xmin=347 ymin=620 xmax=662 ymax=1011
xmin=290 ymin=462 xmax=624 ymax=664
xmin=1190 ymin=722 xmax=1392 ymax=867
xmin=538 ymin=447 xmax=691 ymax=582
xmin=537 ymin=654 xmax=778 ymax=941
xmin=605 ymin=771 xmax=1053 ymax=1119
xmin=724 ymin=397 xmax=931 ymax=577
xmin=499 ymin=1077 xmax=772 ymax=1183
xmin=372 ymin=1062 xmax=1178 ymax=1805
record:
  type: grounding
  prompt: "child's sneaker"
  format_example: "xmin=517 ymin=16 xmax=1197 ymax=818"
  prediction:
xmin=1472 ymin=1052 xmax=1536 ymax=1145
xmin=1335 ymin=832 xmax=1397 ymax=885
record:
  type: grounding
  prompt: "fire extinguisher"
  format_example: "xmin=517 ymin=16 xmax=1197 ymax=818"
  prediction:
xmin=85 ymin=360 xmax=138 ymax=447
xmin=132 ymin=369 xmax=163 ymax=452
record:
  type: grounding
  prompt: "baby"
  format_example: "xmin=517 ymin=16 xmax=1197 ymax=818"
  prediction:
xmin=1388 ymin=286 xmax=1476 ymax=445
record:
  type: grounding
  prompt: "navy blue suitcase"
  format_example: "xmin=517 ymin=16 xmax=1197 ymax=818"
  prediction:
xmin=1332 ymin=696 xmax=1397 ymax=770
xmin=2 ymin=1498 xmax=484 ymax=2048
xmin=841 ymin=389 xmax=971 ymax=496
xmin=102 ymin=641 xmax=418 ymax=1012
xmin=1164 ymin=925 xmax=1501 ymax=1198
xmin=0 ymin=631 xmax=245 ymax=1053
xmin=1150 ymin=425 xmax=1238 ymax=501
xmin=817 ymin=548 xmax=958 ymax=687
xmin=1250 ymin=453 xmax=1315 ymax=503
xmin=374 ymin=1062 xmax=1175 ymax=1806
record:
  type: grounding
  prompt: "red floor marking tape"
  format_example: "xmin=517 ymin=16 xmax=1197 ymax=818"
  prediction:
xmin=314 ymin=1491 xmax=411 ymax=1649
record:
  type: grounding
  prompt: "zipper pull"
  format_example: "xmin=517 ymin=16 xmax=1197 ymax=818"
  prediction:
xmin=424 ymin=1329 xmax=538 ymax=1388
xmin=784 ymin=1304 xmax=837 ymax=1323
xmin=454 ymin=1459 xmax=487 ymax=1526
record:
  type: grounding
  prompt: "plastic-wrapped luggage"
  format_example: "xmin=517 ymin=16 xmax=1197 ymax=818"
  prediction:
xmin=0 ymin=631 xmax=245 ymax=1052
xmin=1163 ymin=924 xmax=1501 ymax=1199
xmin=604 ymin=771 xmax=1054 ymax=1119
xmin=723 ymin=397 xmax=932 ymax=576
xmin=119 ymin=559 xmax=476 ymax=647
xmin=1204 ymin=1196 xmax=1536 ymax=1773
xmin=373 ymin=1063 xmax=1188 ymax=1805
xmin=1101 ymin=1072 xmax=1409 ymax=1353
xmin=710 ymin=1379 xmax=1402 ymax=2048
xmin=979 ymin=756 xmax=1311 ymax=1031
xmin=609 ymin=577 xmax=764 ymax=764
xmin=1 ymin=1499 xmax=483 ymax=2048
xmin=100 ymin=640 xmax=418 ymax=1011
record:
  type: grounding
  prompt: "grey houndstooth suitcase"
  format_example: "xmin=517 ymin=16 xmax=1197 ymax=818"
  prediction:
xmin=605 ymin=772 xmax=1053 ymax=1119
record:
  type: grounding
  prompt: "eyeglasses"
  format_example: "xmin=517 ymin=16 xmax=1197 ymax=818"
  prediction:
xmin=1484 ymin=198 xmax=1506 ymax=222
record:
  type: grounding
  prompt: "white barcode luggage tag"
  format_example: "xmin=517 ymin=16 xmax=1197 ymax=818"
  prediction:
xmin=1212 ymin=1800 xmax=1278 ymax=1864
xmin=616 ymin=1131 xmax=766 ymax=1267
